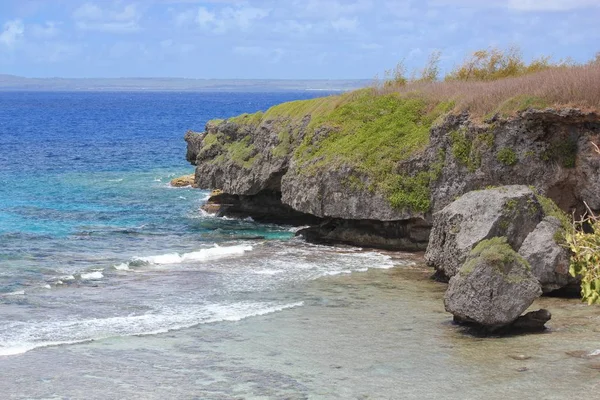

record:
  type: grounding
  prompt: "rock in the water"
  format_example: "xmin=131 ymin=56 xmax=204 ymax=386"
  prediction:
xmin=170 ymin=174 xmax=197 ymax=187
xmin=426 ymin=185 xmax=544 ymax=279
xmin=518 ymin=216 xmax=578 ymax=293
xmin=511 ymin=309 xmax=551 ymax=332
xmin=444 ymin=237 xmax=542 ymax=330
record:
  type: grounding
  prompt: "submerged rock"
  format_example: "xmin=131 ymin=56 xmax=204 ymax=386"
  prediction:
xmin=444 ymin=237 xmax=542 ymax=330
xmin=518 ymin=216 xmax=578 ymax=293
xmin=426 ymin=185 xmax=544 ymax=279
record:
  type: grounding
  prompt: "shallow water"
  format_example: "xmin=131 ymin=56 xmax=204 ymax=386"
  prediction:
xmin=1 ymin=263 xmax=598 ymax=399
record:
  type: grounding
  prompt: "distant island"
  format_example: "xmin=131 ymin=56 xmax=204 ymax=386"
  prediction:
xmin=0 ymin=74 xmax=370 ymax=92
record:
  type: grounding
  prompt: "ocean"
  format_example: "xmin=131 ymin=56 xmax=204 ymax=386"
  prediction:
xmin=0 ymin=91 xmax=599 ymax=399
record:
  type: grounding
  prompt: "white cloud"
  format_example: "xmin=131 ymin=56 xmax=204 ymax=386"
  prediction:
xmin=77 ymin=21 xmax=141 ymax=33
xmin=29 ymin=41 xmax=82 ymax=63
xmin=233 ymin=45 xmax=284 ymax=62
xmin=72 ymin=3 xmax=142 ymax=33
xmin=431 ymin=0 xmax=600 ymax=11
xmin=273 ymin=20 xmax=315 ymax=35
xmin=507 ymin=0 xmax=600 ymax=11
xmin=196 ymin=7 xmax=216 ymax=27
xmin=191 ymin=5 xmax=270 ymax=33
xmin=72 ymin=3 xmax=103 ymax=20
xmin=331 ymin=17 xmax=359 ymax=32
xmin=0 ymin=19 xmax=25 ymax=47
xmin=298 ymin=0 xmax=373 ymax=18
xmin=31 ymin=21 xmax=60 ymax=38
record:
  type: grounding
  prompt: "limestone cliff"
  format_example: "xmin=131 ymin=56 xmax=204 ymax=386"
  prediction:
xmin=185 ymin=89 xmax=600 ymax=250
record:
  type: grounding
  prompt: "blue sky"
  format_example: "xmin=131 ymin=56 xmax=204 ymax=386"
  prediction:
xmin=0 ymin=0 xmax=598 ymax=79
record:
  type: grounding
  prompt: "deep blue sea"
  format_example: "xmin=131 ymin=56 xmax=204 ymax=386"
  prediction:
xmin=0 ymin=91 xmax=393 ymax=356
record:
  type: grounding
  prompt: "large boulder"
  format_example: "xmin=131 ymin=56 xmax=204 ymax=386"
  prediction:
xmin=425 ymin=185 xmax=544 ymax=279
xmin=518 ymin=216 xmax=577 ymax=293
xmin=444 ymin=237 xmax=543 ymax=330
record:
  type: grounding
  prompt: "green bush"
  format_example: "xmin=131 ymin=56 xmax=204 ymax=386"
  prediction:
xmin=497 ymin=148 xmax=517 ymax=166
xmin=566 ymin=211 xmax=600 ymax=305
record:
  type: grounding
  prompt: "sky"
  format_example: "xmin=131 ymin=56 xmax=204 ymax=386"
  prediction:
xmin=0 ymin=0 xmax=599 ymax=79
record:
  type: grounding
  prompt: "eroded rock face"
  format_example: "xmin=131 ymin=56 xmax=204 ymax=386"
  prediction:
xmin=201 ymin=190 xmax=321 ymax=225
xmin=297 ymin=218 xmax=431 ymax=251
xmin=444 ymin=237 xmax=542 ymax=330
xmin=518 ymin=216 xmax=578 ymax=293
xmin=425 ymin=186 xmax=544 ymax=279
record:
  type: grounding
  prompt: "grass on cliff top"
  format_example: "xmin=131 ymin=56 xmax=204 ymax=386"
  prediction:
xmin=379 ymin=48 xmax=600 ymax=117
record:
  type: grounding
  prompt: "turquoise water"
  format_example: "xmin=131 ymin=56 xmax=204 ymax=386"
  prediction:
xmin=0 ymin=91 xmax=398 ymax=357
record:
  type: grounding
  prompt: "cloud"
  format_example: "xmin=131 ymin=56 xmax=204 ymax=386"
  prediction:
xmin=507 ymin=0 xmax=600 ymax=11
xmin=72 ymin=3 xmax=103 ymax=20
xmin=31 ymin=21 xmax=60 ymax=38
xmin=331 ymin=17 xmax=359 ymax=32
xmin=194 ymin=5 xmax=270 ymax=33
xmin=72 ymin=3 xmax=142 ymax=33
xmin=297 ymin=0 xmax=373 ymax=18
xmin=431 ymin=0 xmax=600 ymax=11
xmin=0 ymin=19 xmax=25 ymax=47
xmin=232 ymin=45 xmax=284 ymax=62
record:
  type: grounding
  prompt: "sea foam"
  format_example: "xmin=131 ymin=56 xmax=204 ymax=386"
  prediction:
xmin=0 ymin=301 xmax=303 ymax=357
xmin=134 ymin=244 xmax=253 ymax=266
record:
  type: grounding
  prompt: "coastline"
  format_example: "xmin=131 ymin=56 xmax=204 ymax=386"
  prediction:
xmin=1 ymin=258 xmax=598 ymax=399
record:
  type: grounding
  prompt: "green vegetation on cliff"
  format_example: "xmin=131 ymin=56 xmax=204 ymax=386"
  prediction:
xmin=211 ymin=89 xmax=453 ymax=212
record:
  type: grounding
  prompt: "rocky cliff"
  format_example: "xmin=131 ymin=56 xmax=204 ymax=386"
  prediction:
xmin=185 ymin=89 xmax=600 ymax=250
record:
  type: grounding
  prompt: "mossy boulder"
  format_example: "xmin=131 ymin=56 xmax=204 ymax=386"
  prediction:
xmin=444 ymin=237 xmax=542 ymax=330
xmin=425 ymin=185 xmax=544 ymax=279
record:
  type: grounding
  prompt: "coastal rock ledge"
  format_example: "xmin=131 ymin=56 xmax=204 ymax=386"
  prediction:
xmin=185 ymin=94 xmax=600 ymax=251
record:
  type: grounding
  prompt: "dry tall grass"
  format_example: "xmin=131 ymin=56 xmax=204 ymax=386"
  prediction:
xmin=381 ymin=63 xmax=600 ymax=117
xmin=376 ymin=47 xmax=600 ymax=117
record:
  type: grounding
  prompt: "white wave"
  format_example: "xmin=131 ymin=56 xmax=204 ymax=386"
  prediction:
xmin=0 ymin=301 xmax=303 ymax=357
xmin=107 ymin=178 xmax=123 ymax=182
xmin=135 ymin=245 xmax=253 ymax=265
xmin=252 ymin=269 xmax=284 ymax=275
xmin=589 ymin=349 xmax=600 ymax=356
xmin=61 ymin=275 xmax=75 ymax=281
xmin=113 ymin=263 xmax=130 ymax=271
xmin=42 ymin=285 xmax=51 ymax=290
xmin=3 ymin=290 xmax=25 ymax=296
xmin=201 ymin=193 xmax=211 ymax=201
xmin=323 ymin=270 xmax=353 ymax=276
xmin=288 ymin=225 xmax=310 ymax=233
xmin=199 ymin=209 xmax=215 ymax=218
xmin=80 ymin=271 xmax=104 ymax=280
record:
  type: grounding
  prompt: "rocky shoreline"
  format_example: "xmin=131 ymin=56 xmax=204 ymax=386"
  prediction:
xmin=182 ymin=94 xmax=600 ymax=333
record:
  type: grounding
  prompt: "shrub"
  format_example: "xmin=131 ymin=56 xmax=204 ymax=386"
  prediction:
xmin=566 ymin=143 xmax=600 ymax=305
xmin=445 ymin=46 xmax=559 ymax=81
xmin=566 ymin=208 xmax=600 ymax=305
xmin=497 ymin=148 xmax=517 ymax=166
